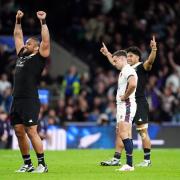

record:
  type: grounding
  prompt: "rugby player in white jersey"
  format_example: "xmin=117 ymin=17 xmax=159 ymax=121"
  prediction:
xmin=100 ymin=45 xmax=138 ymax=171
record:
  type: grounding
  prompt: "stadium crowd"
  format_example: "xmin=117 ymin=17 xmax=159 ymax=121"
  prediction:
xmin=0 ymin=0 xmax=180 ymax=148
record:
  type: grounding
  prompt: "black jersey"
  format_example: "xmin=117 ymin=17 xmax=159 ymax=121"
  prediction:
xmin=12 ymin=49 xmax=46 ymax=98
xmin=132 ymin=62 xmax=148 ymax=101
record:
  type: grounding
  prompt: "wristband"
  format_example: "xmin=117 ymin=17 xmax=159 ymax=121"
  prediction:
xmin=16 ymin=18 xmax=21 ymax=24
xmin=152 ymin=48 xmax=157 ymax=51
xmin=42 ymin=19 xmax=46 ymax=25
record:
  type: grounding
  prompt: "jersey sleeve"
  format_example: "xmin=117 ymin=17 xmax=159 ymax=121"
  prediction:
xmin=124 ymin=67 xmax=136 ymax=80
xmin=137 ymin=63 xmax=147 ymax=73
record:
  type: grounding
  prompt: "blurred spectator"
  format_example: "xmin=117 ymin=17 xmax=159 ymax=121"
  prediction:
xmin=61 ymin=66 xmax=80 ymax=97
xmin=146 ymin=76 xmax=160 ymax=122
xmin=74 ymin=95 xmax=89 ymax=122
xmin=0 ymin=87 xmax=13 ymax=112
xmin=62 ymin=105 xmax=76 ymax=123
xmin=97 ymin=113 xmax=109 ymax=125
xmin=0 ymin=73 xmax=11 ymax=95
xmin=165 ymin=71 xmax=180 ymax=94
xmin=41 ymin=108 xmax=61 ymax=126
xmin=101 ymin=0 xmax=114 ymax=14
xmin=0 ymin=111 xmax=10 ymax=148
xmin=56 ymin=99 xmax=66 ymax=120
xmin=40 ymin=68 xmax=54 ymax=87
xmin=0 ymin=0 xmax=180 ymax=133
xmin=155 ymin=86 xmax=177 ymax=122
xmin=104 ymin=101 xmax=116 ymax=123
xmin=167 ymin=52 xmax=180 ymax=94
xmin=38 ymin=111 xmax=48 ymax=140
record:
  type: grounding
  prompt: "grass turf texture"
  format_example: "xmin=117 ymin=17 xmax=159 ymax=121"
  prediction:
xmin=0 ymin=149 xmax=180 ymax=180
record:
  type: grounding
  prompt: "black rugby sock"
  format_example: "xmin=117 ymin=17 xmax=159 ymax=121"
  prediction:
xmin=22 ymin=154 xmax=32 ymax=165
xmin=114 ymin=152 xmax=121 ymax=159
xmin=144 ymin=148 xmax=151 ymax=160
xmin=36 ymin=153 xmax=45 ymax=166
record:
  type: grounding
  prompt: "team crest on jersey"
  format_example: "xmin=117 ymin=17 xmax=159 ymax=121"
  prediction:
xmin=16 ymin=55 xmax=33 ymax=67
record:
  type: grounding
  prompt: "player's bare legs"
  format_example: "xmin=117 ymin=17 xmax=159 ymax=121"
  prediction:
xmin=14 ymin=124 xmax=34 ymax=172
xmin=26 ymin=125 xmax=44 ymax=154
xmin=136 ymin=124 xmax=151 ymax=167
xmin=14 ymin=125 xmax=30 ymax=155
xmin=26 ymin=125 xmax=47 ymax=173
xmin=115 ymin=127 xmax=124 ymax=153
xmin=100 ymin=127 xmax=124 ymax=166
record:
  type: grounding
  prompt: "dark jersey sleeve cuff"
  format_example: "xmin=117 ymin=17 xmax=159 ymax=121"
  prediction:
xmin=127 ymin=75 xmax=134 ymax=80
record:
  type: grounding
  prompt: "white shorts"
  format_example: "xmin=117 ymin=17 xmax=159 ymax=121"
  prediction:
xmin=116 ymin=100 xmax=137 ymax=123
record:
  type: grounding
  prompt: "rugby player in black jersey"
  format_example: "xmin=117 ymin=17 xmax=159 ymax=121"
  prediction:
xmin=10 ymin=10 xmax=50 ymax=173
xmin=100 ymin=36 xmax=157 ymax=167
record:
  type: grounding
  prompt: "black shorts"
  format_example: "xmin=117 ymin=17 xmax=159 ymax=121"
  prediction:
xmin=133 ymin=99 xmax=149 ymax=125
xmin=10 ymin=98 xmax=40 ymax=127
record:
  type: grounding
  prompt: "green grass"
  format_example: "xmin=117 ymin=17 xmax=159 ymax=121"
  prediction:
xmin=0 ymin=149 xmax=180 ymax=180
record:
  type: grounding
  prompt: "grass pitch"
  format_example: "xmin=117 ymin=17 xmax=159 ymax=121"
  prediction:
xmin=0 ymin=149 xmax=180 ymax=180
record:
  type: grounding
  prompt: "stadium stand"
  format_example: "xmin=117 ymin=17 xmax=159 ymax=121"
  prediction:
xmin=0 ymin=0 xmax=179 ymax=148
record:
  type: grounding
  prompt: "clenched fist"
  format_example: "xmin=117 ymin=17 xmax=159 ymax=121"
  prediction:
xmin=16 ymin=10 xmax=24 ymax=19
xmin=37 ymin=11 xmax=46 ymax=20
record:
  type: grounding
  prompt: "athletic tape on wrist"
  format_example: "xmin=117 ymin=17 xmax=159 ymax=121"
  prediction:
xmin=16 ymin=18 xmax=21 ymax=24
xmin=42 ymin=19 xmax=46 ymax=25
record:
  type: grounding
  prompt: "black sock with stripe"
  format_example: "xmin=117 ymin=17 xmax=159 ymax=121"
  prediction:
xmin=36 ymin=153 xmax=45 ymax=166
xmin=114 ymin=152 xmax=121 ymax=159
xmin=22 ymin=154 xmax=32 ymax=166
xmin=144 ymin=148 xmax=151 ymax=160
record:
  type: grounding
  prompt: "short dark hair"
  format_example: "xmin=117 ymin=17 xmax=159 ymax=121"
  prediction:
xmin=112 ymin=50 xmax=127 ymax=58
xmin=126 ymin=46 xmax=141 ymax=59
xmin=29 ymin=36 xmax=40 ymax=47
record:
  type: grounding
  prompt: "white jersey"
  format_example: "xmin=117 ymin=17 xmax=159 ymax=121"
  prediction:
xmin=116 ymin=64 xmax=138 ymax=104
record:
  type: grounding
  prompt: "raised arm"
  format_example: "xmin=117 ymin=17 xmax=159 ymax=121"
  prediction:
xmin=100 ymin=42 xmax=115 ymax=66
xmin=37 ymin=11 xmax=50 ymax=58
xmin=14 ymin=10 xmax=24 ymax=55
xmin=143 ymin=35 xmax=157 ymax=71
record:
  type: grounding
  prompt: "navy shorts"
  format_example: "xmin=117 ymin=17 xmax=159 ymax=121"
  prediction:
xmin=10 ymin=98 xmax=40 ymax=127
xmin=133 ymin=99 xmax=149 ymax=125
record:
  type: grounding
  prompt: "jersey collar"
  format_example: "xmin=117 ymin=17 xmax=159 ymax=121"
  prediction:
xmin=131 ymin=62 xmax=142 ymax=69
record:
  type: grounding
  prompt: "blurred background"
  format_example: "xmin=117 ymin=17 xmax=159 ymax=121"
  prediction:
xmin=0 ymin=0 xmax=180 ymax=150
